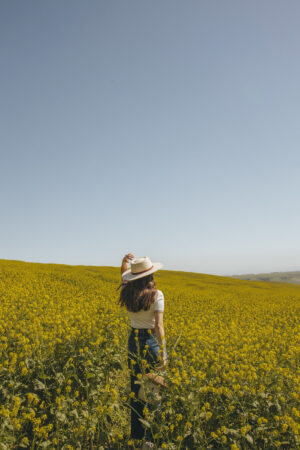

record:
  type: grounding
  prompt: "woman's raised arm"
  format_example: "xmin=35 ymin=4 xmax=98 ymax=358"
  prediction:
xmin=121 ymin=253 xmax=134 ymax=276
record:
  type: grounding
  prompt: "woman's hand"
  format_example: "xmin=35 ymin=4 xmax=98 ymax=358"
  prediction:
xmin=122 ymin=253 xmax=134 ymax=264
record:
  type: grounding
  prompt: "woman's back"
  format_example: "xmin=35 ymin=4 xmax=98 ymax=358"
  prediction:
xmin=127 ymin=289 xmax=164 ymax=329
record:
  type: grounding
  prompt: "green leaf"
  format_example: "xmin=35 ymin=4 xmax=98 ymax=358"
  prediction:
xmin=227 ymin=429 xmax=240 ymax=437
xmin=138 ymin=418 xmax=151 ymax=428
xmin=0 ymin=444 xmax=9 ymax=450
xmin=56 ymin=372 xmax=65 ymax=385
xmin=86 ymin=372 xmax=95 ymax=379
xmin=56 ymin=411 xmax=66 ymax=422
xmin=70 ymin=409 xmax=79 ymax=419
xmin=245 ymin=434 xmax=254 ymax=445
xmin=33 ymin=379 xmax=46 ymax=391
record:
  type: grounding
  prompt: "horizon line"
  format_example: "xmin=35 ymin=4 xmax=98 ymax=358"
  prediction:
xmin=1 ymin=257 xmax=299 ymax=278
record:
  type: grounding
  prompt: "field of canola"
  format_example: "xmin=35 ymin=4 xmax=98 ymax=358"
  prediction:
xmin=0 ymin=259 xmax=299 ymax=449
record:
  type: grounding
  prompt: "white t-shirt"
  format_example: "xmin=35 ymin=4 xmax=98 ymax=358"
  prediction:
xmin=126 ymin=289 xmax=164 ymax=329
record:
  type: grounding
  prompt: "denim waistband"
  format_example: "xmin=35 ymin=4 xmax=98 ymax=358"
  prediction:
xmin=130 ymin=327 xmax=155 ymax=334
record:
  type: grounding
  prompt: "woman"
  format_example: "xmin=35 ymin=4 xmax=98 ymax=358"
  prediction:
xmin=118 ymin=253 xmax=168 ymax=449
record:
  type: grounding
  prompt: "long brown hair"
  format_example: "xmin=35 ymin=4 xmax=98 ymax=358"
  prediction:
xmin=117 ymin=274 xmax=158 ymax=312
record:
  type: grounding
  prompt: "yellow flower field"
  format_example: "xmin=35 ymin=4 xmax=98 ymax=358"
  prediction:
xmin=0 ymin=259 xmax=299 ymax=449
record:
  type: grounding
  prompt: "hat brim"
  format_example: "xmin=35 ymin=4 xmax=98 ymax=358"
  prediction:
xmin=122 ymin=262 xmax=163 ymax=282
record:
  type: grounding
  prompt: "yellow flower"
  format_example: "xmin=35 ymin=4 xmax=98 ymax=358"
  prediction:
xmin=1 ymin=256 xmax=299 ymax=450
xmin=111 ymin=388 xmax=118 ymax=397
xmin=257 ymin=417 xmax=266 ymax=425
xmin=21 ymin=437 xmax=29 ymax=446
xmin=21 ymin=366 xmax=28 ymax=375
xmin=143 ymin=407 xmax=150 ymax=417
xmin=241 ymin=426 xmax=247 ymax=435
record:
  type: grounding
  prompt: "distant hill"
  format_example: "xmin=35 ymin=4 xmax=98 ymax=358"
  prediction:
xmin=231 ymin=271 xmax=300 ymax=284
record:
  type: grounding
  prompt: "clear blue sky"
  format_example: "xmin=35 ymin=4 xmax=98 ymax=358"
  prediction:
xmin=1 ymin=1 xmax=300 ymax=276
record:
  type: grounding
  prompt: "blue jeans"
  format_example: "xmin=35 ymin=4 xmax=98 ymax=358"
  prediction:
xmin=127 ymin=327 xmax=168 ymax=441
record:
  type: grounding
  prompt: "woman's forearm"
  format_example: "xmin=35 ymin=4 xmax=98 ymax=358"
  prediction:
xmin=121 ymin=260 xmax=128 ymax=275
xmin=121 ymin=253 xmax=134 ymax=275
xmin=154 ymin=325 xmax=166 ymax=355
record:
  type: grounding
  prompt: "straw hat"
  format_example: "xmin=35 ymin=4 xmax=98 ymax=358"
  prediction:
xmin=122 ymin=256 xmax=163 ymax=282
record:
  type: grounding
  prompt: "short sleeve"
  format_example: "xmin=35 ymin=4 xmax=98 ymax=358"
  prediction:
xmin=154 ymin=290 xmax=164 ymax=312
